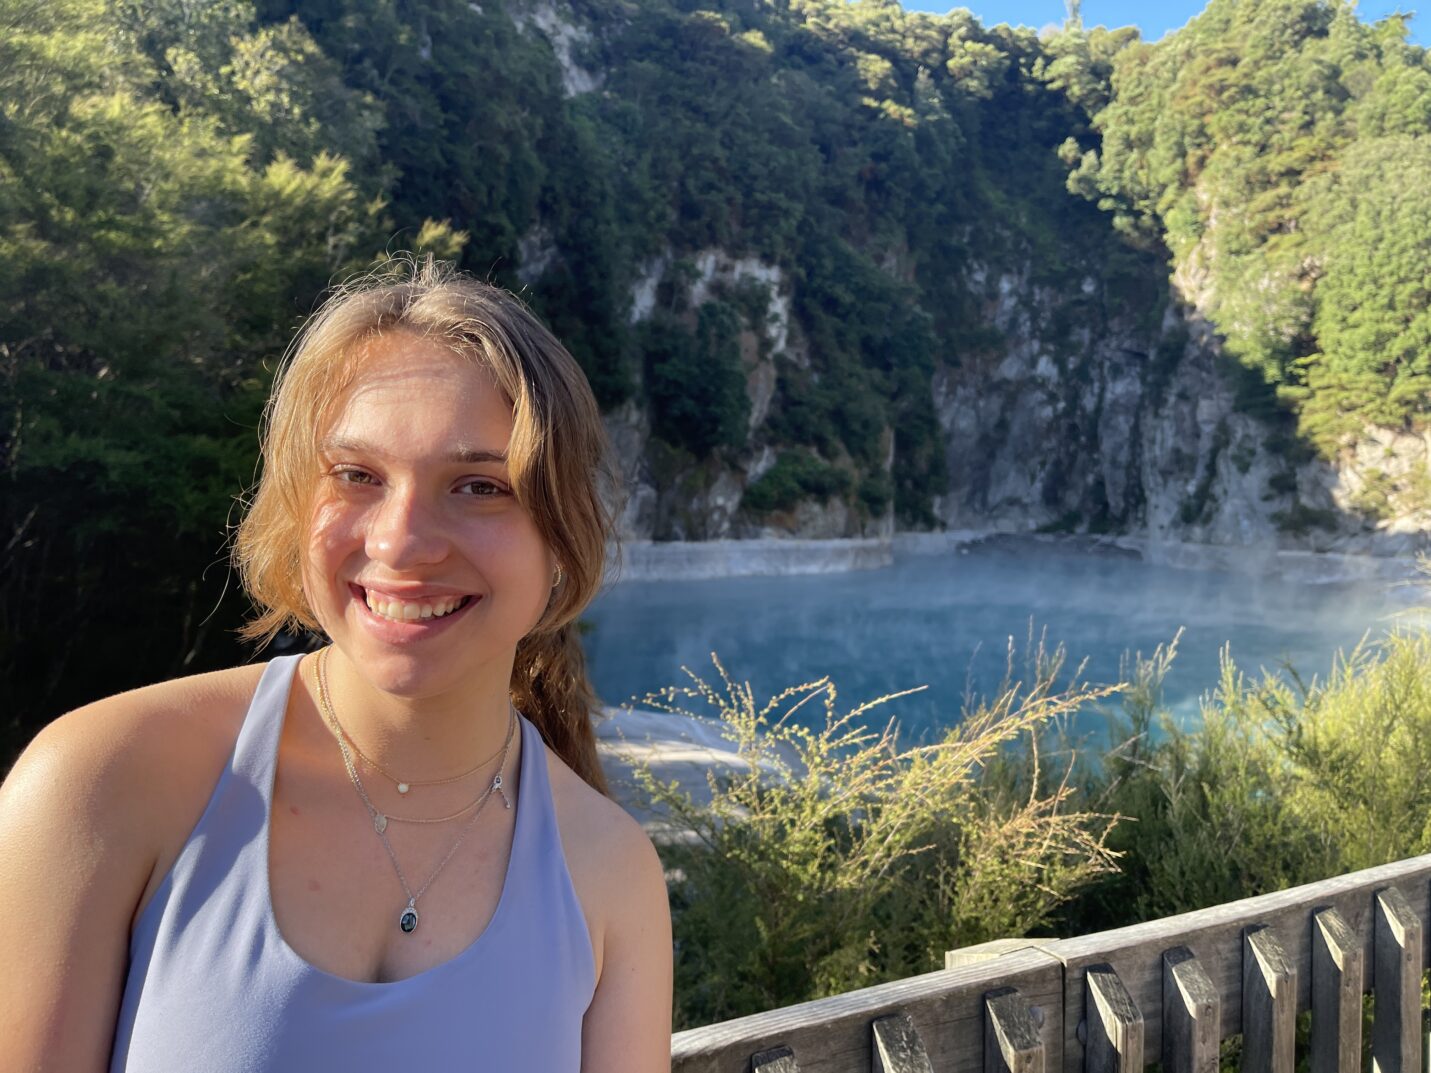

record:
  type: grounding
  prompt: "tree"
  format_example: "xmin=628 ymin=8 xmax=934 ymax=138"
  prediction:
xmin=642 ymin=303 xmax=750 ymax=458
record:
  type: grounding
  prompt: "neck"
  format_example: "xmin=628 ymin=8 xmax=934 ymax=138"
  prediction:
xmin=314 ymin=645 xmax=518 ymax=783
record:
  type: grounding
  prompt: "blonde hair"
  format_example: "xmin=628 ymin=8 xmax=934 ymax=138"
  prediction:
xmin=234 ymin=257 xmax=619 ymax=794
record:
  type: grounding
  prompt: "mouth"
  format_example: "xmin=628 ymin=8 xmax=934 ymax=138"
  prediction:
xmin=352 ymin=584 xmax=479 ymax=626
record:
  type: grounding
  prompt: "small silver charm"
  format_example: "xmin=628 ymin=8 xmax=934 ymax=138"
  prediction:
xmin=373 ymin=813 xmax=388 ymax=834
xmin=493 ymin=772 xmax=511 ymax=809
xmin=396 ymin=782 xmax=410 ymax=795
xmin=399 ymin=902 xmax=419 ymax=934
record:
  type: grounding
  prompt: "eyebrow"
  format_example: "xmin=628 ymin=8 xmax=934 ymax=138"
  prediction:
xmin=319 ymin=437 xmax=508 ymax=465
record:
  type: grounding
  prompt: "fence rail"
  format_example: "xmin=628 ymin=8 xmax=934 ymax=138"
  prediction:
xmin=671 ymin=853 xmax=1431 ymax=1072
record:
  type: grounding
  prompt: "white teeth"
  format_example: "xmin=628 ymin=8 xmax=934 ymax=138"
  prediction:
xmin=363 ymin=591 xmax=467 ymax=623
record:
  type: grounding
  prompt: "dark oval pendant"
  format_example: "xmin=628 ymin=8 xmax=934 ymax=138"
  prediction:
xmin=399 ymin=906 xmax=419 ymax=934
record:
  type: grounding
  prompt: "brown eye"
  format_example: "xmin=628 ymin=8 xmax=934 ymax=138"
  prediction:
xmin=333 ymin=467 xmax=376 ymax=485
xmin=457 ymin=478 xmax=506 ymax=497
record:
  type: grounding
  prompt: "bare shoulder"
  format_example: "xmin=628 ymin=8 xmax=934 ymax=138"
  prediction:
xmin=544 ymin=741 xmax=665 ymax=889
xmin=8 ymin=661 xmax=266 ymax=797
xmin=542 ymin=743 xmax=669 ymax=977
xmin=2 ymin=662 xmax=270 ymax=904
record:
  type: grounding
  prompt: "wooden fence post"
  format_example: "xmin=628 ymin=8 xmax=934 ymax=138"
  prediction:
xmin=1310 ymin=906 xmax=1363 ymax=1073
xmin=985 ymin=987 xmax=1045 ymax=1073
xmin=1241 ymin=925 xmax=1295 ymax=1073
xmin=751 ymin=1045 xmax=801 ymax=1071
xmin=871 ymin=1011 xmax=934 ymax=1073
xmin=1083 ymin=963 xmax=1143 ymax=1072
xmin=1162 ymin=947 xmax=1219 ymax=1073
xmin=1373 ymin=887 xmax=1422 ymax=1073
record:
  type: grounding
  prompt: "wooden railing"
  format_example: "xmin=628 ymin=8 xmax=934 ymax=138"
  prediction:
xmin=670 ymin=853 xmax=1431 ymax=1072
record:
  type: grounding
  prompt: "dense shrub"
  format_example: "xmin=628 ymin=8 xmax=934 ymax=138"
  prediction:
xmin=622 ymin=654 xmax=1120 ymax=1028
xmin=1067 ymin=624 xmax=1431 ymax=930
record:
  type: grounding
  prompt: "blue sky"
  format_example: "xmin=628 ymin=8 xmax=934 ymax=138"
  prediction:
xmin=897 ymin=1 xmax=1425 ymax=47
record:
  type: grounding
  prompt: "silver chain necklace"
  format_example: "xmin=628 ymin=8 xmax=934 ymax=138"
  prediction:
xmin=326 ymin=703 xmax=505 ymax=797
xmin=315 ymin=647 xmax=516 ymax=935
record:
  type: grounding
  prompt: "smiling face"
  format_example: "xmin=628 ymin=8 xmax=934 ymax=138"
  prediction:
xmin=302 ymin=330 xmax=555 ymax=699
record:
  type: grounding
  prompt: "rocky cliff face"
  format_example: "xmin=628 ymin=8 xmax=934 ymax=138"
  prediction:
xmin=931 ymin=263 xmax=1328 ymax=547
xmin=605 ymin=248 xmax=897 ymax=543
xmin=603 ymin=243 xmax=1426 ymax=556
xmin=933 ymin=259 xmax=1427 ymax=555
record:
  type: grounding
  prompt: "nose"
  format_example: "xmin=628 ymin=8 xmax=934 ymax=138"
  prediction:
xmin=365 ymin=483 xmax=449 ymax=569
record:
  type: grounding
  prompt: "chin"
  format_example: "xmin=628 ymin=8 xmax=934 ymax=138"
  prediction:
xmin=335 ymin=631 xmax=519 ymax=703
xmin=355 ymin=655 xmax=451 ymax=699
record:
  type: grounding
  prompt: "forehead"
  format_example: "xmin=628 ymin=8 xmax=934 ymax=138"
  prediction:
xmin=324 ymin=331 xmax=514 ymax=447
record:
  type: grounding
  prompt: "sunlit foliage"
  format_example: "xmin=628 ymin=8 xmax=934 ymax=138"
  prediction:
xmin=619 ymin=654 xmax=1119 ymax=1027
xmin=1063 ymin=0 xmax=1431 ymax=453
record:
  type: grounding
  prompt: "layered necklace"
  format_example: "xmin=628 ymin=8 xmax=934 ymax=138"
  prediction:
xmin=314 ymin=647 xmax=516 ymax=934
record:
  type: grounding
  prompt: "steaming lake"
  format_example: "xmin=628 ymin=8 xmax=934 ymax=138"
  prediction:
xmin=583 ymin=536 xmax=1424 ymax=744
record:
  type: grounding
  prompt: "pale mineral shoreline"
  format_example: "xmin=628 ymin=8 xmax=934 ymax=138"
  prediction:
xmin=593 ymin=705 xmax=750 ymax=841
xmin=607 ymin=535 xmax=896 ymax=581
xmin=606 ymin=529 xmax=1427 ymax=586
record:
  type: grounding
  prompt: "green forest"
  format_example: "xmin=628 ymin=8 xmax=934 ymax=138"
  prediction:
xmin=2 ymin=0 xmax=1429 ymax=742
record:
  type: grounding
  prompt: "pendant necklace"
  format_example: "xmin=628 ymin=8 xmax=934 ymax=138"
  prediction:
xmin=323 ymin=682 xmax=509 ymax=826
xmin=315 ymin=647 xmax=515 ymax=934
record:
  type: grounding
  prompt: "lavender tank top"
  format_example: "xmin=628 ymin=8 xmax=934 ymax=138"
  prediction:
xmin=109 ymin=655 xmax=596 ymax=1071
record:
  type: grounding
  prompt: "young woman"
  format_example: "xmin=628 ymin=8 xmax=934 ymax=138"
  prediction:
xmin=0 ymin=260 xmax=673 ymax=1070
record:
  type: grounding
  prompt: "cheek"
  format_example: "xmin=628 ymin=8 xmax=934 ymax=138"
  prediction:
xmin=305 ymin=498 xmax=364 ymax=580
xmin=497 ymin=518 xmax=552 ymax=579
xmin=471 ymin=519 xmax=551 ymax=603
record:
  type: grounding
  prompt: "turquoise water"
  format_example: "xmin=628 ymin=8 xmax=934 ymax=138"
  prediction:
xmin=582 ymin=537 xmax=1423 ymax=744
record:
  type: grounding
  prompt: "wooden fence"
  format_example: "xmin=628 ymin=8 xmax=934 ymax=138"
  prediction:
xmin=670 ymin=852 xmax=1431 ymax=1072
